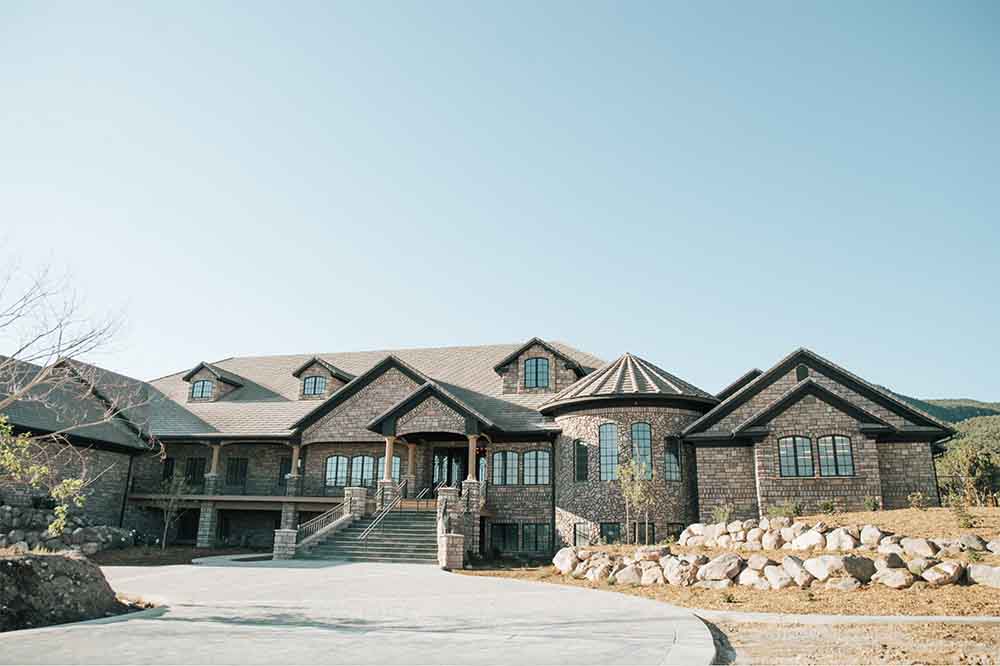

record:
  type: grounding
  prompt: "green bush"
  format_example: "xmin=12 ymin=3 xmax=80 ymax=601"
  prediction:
xmin=862 ymin=496 xmax=880 ymax=512
xmin=817 ymin=499 xmax=836 ymax=515
xmin=769 ymin=501 xmax=803 ymax=519
xmin=710 ymin=503 xmax=734 ymax=524
xmin=907 ymin=491 xmax=928 ymax=510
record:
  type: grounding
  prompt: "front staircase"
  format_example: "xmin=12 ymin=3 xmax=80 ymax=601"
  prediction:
xmin=300 ymin=510 xmax=438 ymax=564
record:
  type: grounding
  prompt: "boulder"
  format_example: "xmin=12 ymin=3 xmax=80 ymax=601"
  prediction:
xmin=687 ymin=523 xmax=706 ymax=536
xmin=727 ymin=520 xmax=744 ymax=534
xmin=731 ymin=530 xmax=746 ymax=543
xmin=697 ymin=553 xmax=744 ymax=581
xmin=81 ymin=542 xmax=100 ymax=556
xmin=986 ymin=540 xmax=1000 ymax=555
xmin=873 ymin=568 xmax=915 ymax=589
xmin=635 ymin=546 xmax=670 ymax=561
xmin=763 ymin=564 xmax=795 ymax=589
xmin=782 ymin=556 xmax=815 ymax=588
xmin=921 ymin=561 xmax=964 ymax=587
xmin=716 ymin=535 xmax=733 ymax=549
xmin=736 ymin=567 xmax=770 ymax=590
xmin=966 ymin=564 xmax=1000 ymax=589
xmin=705 ymin=523 xmax=728 ymax=540
xmin=759 ymin=517 xmax=770 ymax=531
xmin=663 ymin=558 xmax=698 ymax=586
xmin=874 ymin=553 xmax=905 ymax=570
xmin=861 ymin=525 xmax=885 ymax=547
xmin=880 ymin=535 xmax=902 ymax=545
xmin=746 ymin=528 xmax=764 ymax=544
xmin=812 ymin=521 xmax=828 ymax=533
xmin=803 ymin=555 xmax=873 ymax=583
xmin=612 ymin=564 xmax=642 ymax=586
xmin=571 ymin=561 xmax=590 ymax=579
xmin=553 ymin=548 xmax=580 ymax=575
xmin=791 ymin=530 xmax=826 ymax=551
xmin=693 ymin=579 xmax=733 ymax=589
xmin=585 ymin=563 xmax=612 ymax=583
xmin=901 ymin=537 xmax=939 ymax=558
xmin=683 ymin=554 xmax=709 ymax=566
xmin=576 ymin=549 xmax=593 ymax=560
xmin=746 ymin=554 xmax=773 ymax=571
xmin=640 ymin=566 xmax=665 ymax=586
xmin=877 ymin=543 xmax=905 ymax=556
xmin=906 ymin=558 xmax=939 ymax=576
xmin=686 ymin=535 xmax=707 ymax=548
xmin=826 ymin=528 xmax=859 ymax=552
xmin=957 ymin=534 xmax=987 ymax=551
xmin=761 ymin=531 xmax=783 ymax=550
xmin=769 ymin=516 xmax=792 ymax=529
xmin=825 ymin=577 xmax=861 ymax=591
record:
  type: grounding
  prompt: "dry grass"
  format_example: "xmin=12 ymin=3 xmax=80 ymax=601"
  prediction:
xmin=459 ymin=566 xmax=1000 ymax=617
xmin=90 ymin=546 xmax=262 ymax=566
xmin=713 ymin=621 xmax=1000 ymax=664
xmin=798 ymin=507 xmax=1000 ymax=540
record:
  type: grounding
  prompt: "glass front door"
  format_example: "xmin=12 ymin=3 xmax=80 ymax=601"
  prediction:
xmin=432 ymin=448 xmax=467 ymax=489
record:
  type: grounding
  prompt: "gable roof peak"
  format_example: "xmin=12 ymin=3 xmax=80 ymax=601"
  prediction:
xmin=290 ymin=356 xmax=355 ymax=382
xmin=181 ymin=361 xmax=244 ymax=387
xmin=492 ymin=337 xmax=585 ymax=375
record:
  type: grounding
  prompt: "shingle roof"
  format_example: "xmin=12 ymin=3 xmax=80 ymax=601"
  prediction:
xmin=149 ymin=341 xmax=606 ymax=437
xmin=540 ymin=352 xmax=717 ymax=413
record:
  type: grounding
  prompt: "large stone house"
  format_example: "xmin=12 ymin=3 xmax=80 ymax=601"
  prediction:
xmin=1 ymin=339 xmax=953 ymax=557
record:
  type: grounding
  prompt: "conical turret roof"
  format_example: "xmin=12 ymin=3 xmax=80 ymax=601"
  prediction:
xmin=540 ymin=352 xmax=717 ymax=413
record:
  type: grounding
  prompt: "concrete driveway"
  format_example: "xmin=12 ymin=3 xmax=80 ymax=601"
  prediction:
xmin=0 ymin=560 xmax=714 ymax=665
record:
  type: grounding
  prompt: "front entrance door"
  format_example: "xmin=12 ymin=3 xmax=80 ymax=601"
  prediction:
xmin=432 ymin=448 xmax=467 ymax=489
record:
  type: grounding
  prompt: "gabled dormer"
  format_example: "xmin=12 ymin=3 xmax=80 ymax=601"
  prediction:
xmin=493 ymin=337 xmax=586 ymax=395
xmin=291 ymin=357 xmax=354 ymax=400
xmin=182 ymin=362 xmax=244 ymax=402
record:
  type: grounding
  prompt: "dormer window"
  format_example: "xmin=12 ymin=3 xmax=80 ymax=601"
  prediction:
xmin=302 ymin=375 xmax=327 ymax=397
xmin=524 ymin=358 xmax=549 ymax=389
xmin=191 ymin=380 xmax=214 ymax=400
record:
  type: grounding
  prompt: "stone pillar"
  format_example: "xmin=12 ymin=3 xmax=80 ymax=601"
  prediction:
xmin=344 ymin=486 xmax=368 ymax=518
xmin=466 ymin=434 xmax=477 ymax=481
xmin=438 ymin=533 xmax=465 ymax=570
xmin=377 ymin=479 xmax=397 ymax=510
xmin=209 ymin=444 xmax=221 ymax=475
xmin=405 ymin=442 xmax=417 ymax=497
xmin=286 ymin=445 xmax=301 ymax=496
xmin=461 ymin=479 xmax=481 ymax=555
xmin=196 ymin=501 xmax=217 ymax=548
xmin=273 ymin=528 xmax=296 ymax=560
xmin=436 ymin=486 xmax=460 ymax=535
xmin=203 ymin=473 xmax=221 ymax=495
xmin=280 ymin=502 xmax=298 ymax=530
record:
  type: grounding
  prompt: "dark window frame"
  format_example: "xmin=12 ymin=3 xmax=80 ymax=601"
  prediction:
xmin=522 ymin=523 xmax=552 ymax=552
xmin=325 ymin=455 xmax=348 ymax=487
xmin=162 ymin=457 xmax=175 ymax=482
xmin=523 ymin=449 xmax=550 ymax=485
xmin=492 ymin=450 xmax=518 ymax=485
xmin=599 ymin=423 xmax=619 ymax=481
xmin=184 ymin=457 xmax=206 ymax=486
xmin=664 ymin=439 xmax=681 ymax=482
xmin=350 ymin=455 xmax=376 ymax=488
xmin=574 ymin=523 xmax=591 ymax=546
xmin=778 ymin=436 xmax=814 ymax=477
xmin=599 ymin=522 xmax=622 ymax=544
xmin=573 ymin=440 xmax=588 ymax=482
xmin=523 ymin=357 xmax=550 ymax=389
xmin=492 ymin=523 xmax=519 ymax=553
xmin=190 ymin=379 xmax=214 ymax=400
xmin=631 ymin=522 xmax=656 ymax=545
xmin=630 ymin=422 xmax=653 ymax=479
xmin=225 ymin=457 xmax=248 ymax=487
xmin=375 ymin=454 xmax=403 ymax=483
xmin=817 ymin=435 xmax=855 ymax=477
xmin=302 ymin=375 xmax=327 ymax=396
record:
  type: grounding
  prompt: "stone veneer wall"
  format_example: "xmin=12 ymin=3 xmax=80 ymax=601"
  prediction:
xmin=215 ymin=443 xmax=294 ymax=495
xmin=218 ymin=509 xmax=281 ymax=548
xmin=303 ymin=368 xmax=421 ymax=444
xmin=878 ymin=441 xmax=939 ymax=509
xmin=753 ymin=397 xmax=883 ymax=516
xmin=300 ymin=442 xmax=412 ymax=496
xmin=129 ymin=442 xmax=207 ymax=493
xmin=695 ymin=446 xmax=759 ymax=522
xmin=484 ymin=441 xmax=553 ymax=553
xmin=499 ymin=343 xmax=580 ymax=395
xmin=553 ymin=405 xmax=704 ymax=548
xmin=186 ymin=367 xmax=237 ymax=402
xmin=295 ymin=361 xmax=346 ymax=400
xmin=396 ymin=397 xmax=466 ymax=437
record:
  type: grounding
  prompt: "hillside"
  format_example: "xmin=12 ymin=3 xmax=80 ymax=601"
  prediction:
xmin=891 ymin=393 xmax=1000 ymax=424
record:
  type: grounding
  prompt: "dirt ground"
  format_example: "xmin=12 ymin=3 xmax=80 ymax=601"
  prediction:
xmin=710 ymin=621 xmax=1000 ymax=665
xmin=90 ymin=545 xmax=262 ymax=566
xmin=459 ymin=566 xmax=1000 ymax=617
xmin=796 ymin=507 xmax=1000 ymax=541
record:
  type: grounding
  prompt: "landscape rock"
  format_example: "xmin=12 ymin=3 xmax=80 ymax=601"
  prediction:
xmin=966 ymin=564 xmax=1000 ymax=589
xmin=747 ymin=554 xmax=773 ymax=571
xmin=585 ymin=563 xmax=611 ymax=583
xmin=906 ymin=558 xmax=939 ymax=576
xmin=874 ymin=553 xmax=906 ymax=570
xmin=825 ymin=576 xmax=862 ymax=591
xmin=791 ymin=530 xmax=826 ymax=551
xmin=826 ymin=528 xmax=859 ymax=552
xmin=571 ymin=561 xmax=590 ymax=579
xmin=737 ymin=567 xmax=770 ymax=590
xmin=553 ymin=548 xmax=580 ymax=575
xmin=781 ymin=556 xmax=815 ymax=588
xmin=957 ymin=534 xmax=987 ymax=551
xmin=635 ymin=546 xmax=670 ymax=561
xmin=663 ymin=558 xmax=698 ymax=586
xmin=860 ymin=525 xmax=884 ymax=546
xmin=762 ymin=531 xmax=783 ymax=550
xmin=769 ymin=516 xmax=792 ymax=529
xmin=697 ymin=553 xmax=744 ymax=581
xmin=687 ymin=523 xmax=706 ymax=536
xmin=612 ymin=564 xmax=642 ymax=586
xmin=987 ymin=540 xmax=1000 ymax=555
xmin=727 ymin=520 xmax=744 ymax=534
xmin=763 ymin=564 xmax=795 ymax=589
xmin=640 ymin=565 xmax=665 ymax=586
xmin=693 ymin=579 xmax=733 ymax=589
xmin=877 ymin=543 xmax=905 ymax=556
xmin=746 ymin=528 xmax=763 ymax=544
xmin=921 ymin=561 xmax=964 ymax=586
xmin=873 ymin=568 xmax=916 ymax=590
xmin=716 ymin=535 xmax=733 ymax=549
xmin=901 ymin=537 xmax=939 ymax=558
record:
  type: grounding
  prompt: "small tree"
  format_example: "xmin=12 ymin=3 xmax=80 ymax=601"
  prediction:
xmin=151 ymin=473 xmax=193 ymax=550
xmin=937 ymin=416 xmax=1000 ymax=506
xmin=619 ymin=460 xmax=654 ymax=545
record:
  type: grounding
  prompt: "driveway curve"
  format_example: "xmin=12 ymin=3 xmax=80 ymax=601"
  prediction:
xmin=0 ymin=560 xmax=714 ymax=665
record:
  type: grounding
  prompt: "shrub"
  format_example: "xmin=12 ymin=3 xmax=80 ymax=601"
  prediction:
xmin=862 ymin=496 xmax=880 ymax=512
xmin=817 ymin=499 xmax=836 ymax=515
xmin=721 ymin=592 xmax=736 ymax=604
xmin=946 ymin=493 xmax=976 ymax=528
xmin=711 ymin=503 xmax=734 ymax=524
xmin=907 ymin=491 xmax=928 ymax=510
xmin=769 ymin=501 xmax=803 ymax=519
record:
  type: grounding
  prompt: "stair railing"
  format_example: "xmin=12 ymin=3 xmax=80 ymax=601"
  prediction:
xmin=356 ymin=478 xmax=407 ymax=550
xmin=297 ymin=501 xmax=346 ymax=544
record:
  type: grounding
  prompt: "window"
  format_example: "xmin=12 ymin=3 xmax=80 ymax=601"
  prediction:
xmin=574 ymin=523 xmax=591 ymax=546
xmin=664 ymin=439 xmax=681 ymax=481
xmin=523 ymin=358 xmax=549 ymax=389
xmin=350 ymin=455 xmax=376 ymax=487
xmin=191 ymin=380 xmax=214 ymax=400
xmin=225 ymin=458 xmax=248 ymax=487
xmin=325 ymin=455 xmax=348 ymax=487
xmin=818 ymin=435 xmax=854 ymax=476
xmin=184 ymin=457 xmax=206 ymax=486
xmin=302 ymin=375 xmax=327 ymax=396
xmin=778 ymin=436 xmax=813 ymax=477
xmin=599 ymin=423 xmax=619 ymax=481
xmin=599 ymin=522 xmax=622 ymax=544
xmin=375 ymin=455 xmax=402 ymax=483
xmin=492 ymin=523 xmax=519 ymax=552
xmin=796 ymin=364 xmax=810 ymax=382
xmin=631 ymin=522 xmax=656 ymax=545
xmin=492 ymin=451 xmax=518 ymax=485
xmin=522 ymin=523 xmax=552 ymax=552
xmin=478 ymin=455 xmax=487 ymax=482
xmin=161 ymin=457 xmax=175 ymax=482
xmin=279 ymin=456 xmax=292 ymax=479
xmin=523 ymin=450 xmax=550 ymax=485
xmin=574 ymin=440 xmax=588 ymax=482
xmin=631 ymin=423 xmax=653 ymax=479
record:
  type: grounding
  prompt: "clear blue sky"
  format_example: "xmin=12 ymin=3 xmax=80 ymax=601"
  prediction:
xmin=2 ymin=1 xmax=997 ymax=399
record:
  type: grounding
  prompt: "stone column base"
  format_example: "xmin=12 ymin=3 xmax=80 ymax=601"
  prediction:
xmin=403 ymin=474 xmax=417 ymax=498
xmin=344 ymin=487 xmax=368 ymax=518
xmin=196 ymin=501 xmax=217 ymax=548
xmin=273 ymin=529 xmax=297 ymax=560
xmin=280 ymin=502 xmax=297 ymax=530
xmin=438 ymin=533 xmax=465 ymax=570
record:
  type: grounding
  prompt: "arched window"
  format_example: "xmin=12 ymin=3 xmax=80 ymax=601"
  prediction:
xmin=191 ymin=380 xmax=214 ymax=400
xmin=375 ymin=455 xmax=402 ymax=483
xmin=818 ymin=436 xmax=854 ymax=476
xmin=302 ymin=375 xmax=327 ymax=396
xmin=478 ymin=455 xmax=487 ymax=482
xmin=630 ymin=423 xmax=653 ymax=479
xmin=599 ymin=423 xmax=619 ymax=481
xmin=523 ymin=450 xmax=550 ymax=485
xmin=574 ymin=440 xmax=588 ymax=482
xmin=778 ymin=436 xmax=813 ymax=477
xmin=325 ymin=455 xmax=348 ymax=487
xmin=492 ymin=451 xmax=518 ymax=485
xmin=664 ymin=439 xmax=682 ymax=481
xmin=523 ymin=358 xmax=549 ymax=389
xmin=350 ymin=455 xmax=376 ymax=487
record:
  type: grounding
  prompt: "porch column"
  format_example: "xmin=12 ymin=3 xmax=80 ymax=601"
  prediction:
xmin=285 ymin=444 xmax=301 ymax=497
xmin=204 ymin=443 xmax=222 ymax=494
xmin=405 ymin=442 xmax=417 ymax=498
xmin=466 ymin=434 xmax=477 ymax=481
xmin=383 ymin=436 xmax=396 ymax=481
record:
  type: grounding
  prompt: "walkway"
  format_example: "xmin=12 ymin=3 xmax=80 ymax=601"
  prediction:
xmin=0 ymin=561 xmax=715 ymax=665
